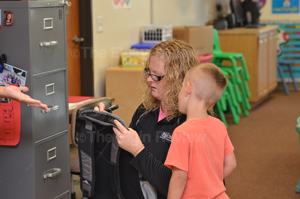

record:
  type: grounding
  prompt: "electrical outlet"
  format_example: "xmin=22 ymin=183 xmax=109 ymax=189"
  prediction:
xmin=97 ymin=16 xmax=103 ymax=33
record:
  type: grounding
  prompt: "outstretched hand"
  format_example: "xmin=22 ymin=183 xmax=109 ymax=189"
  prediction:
xmin=113 ymin=119 xmax=144 ymax=157
xmin=2 ymin=86 xmax=48 ymax=111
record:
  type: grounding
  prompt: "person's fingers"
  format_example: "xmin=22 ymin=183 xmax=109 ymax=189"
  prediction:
xmin=128 ymin=128 xmax=135 ymax=132
xmin=94 ymin=102 xmax=108 ymax=112
xmin=113 ymin=127 xmax=122 ymax=138
xmin=114 ymin=120 xmax=127 ymax=133
xmin=40 ymin=103 xmax=49 ymax=111
xmin=99 ymin=102 xmax=106 ymax=111
xmin=21 ymin=87 xmax=29 ymax=93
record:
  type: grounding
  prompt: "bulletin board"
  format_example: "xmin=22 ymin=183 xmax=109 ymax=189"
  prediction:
xmin=262 ymin=19 xmax=300 ymax=82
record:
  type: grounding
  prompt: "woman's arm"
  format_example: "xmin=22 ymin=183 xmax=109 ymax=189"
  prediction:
xmin=113 ymin=120 xmax=173 ymax=196
xmin=130 ymin=148 xmax=173 ymax=197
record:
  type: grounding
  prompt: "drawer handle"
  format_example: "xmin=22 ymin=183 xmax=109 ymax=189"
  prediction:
xmin=59 ymin=1 xmax=72 ymax=7
xmin=43 ymin=168 xmax=61 ymax=179
xmin=39 ymin=41 xmax=58 ymax=47
xmin=41 ymin=105 xmax=59 ymax=113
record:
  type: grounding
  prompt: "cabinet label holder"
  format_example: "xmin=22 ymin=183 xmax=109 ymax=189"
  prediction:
xmin=47 ymin=147 xmax=57 ymax=161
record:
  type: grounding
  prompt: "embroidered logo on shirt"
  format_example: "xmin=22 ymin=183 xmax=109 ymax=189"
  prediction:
xmin=160 ymin=132 xmax=172 ymax=142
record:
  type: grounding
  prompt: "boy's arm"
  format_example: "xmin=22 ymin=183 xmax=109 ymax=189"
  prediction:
xmin=167 ymin=167 xmax=188 ymax=199
xmin=223 ymin=151 xmax=237 ymax=179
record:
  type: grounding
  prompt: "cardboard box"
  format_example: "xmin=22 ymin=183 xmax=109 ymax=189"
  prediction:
xmin=173 ymin=26 xmax=213 ymax=56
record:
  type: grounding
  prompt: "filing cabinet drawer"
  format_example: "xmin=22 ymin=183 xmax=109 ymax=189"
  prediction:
xmin=30 ymin=7 xmax=66 ymax=74
xmin=32 ymin=71 xmax=68 ymax=141
xmin=35 ymin=133 xmax=69 ymax=199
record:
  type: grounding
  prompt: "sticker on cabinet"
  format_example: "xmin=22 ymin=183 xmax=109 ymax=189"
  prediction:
xmin=3 ymin=11 xmax=13 ymax=26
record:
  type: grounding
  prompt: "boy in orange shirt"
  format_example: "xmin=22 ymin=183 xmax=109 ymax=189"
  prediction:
xmin=165 ymin=63 xmax=236 ymax=199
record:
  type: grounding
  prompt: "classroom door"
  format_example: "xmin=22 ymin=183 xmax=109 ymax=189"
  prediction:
xmin=66 ymin=0 xmax=82 ymax=96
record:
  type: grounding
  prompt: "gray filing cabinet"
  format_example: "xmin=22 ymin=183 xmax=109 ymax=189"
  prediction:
xmin=0 ymin=1 xmax=70 ymax=199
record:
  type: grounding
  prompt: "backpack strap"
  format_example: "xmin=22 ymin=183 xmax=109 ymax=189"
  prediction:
xmin=77 ymin=120 xmax=96 ymax=198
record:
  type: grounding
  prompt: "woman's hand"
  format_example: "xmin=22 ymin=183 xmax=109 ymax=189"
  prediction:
xmin=94 ymin=102 xmax=108 ymax=112
xmin=2 ymin=86 xmax=48 ymax=111
xmin=113 ymin=119 xmax=145 ymax=157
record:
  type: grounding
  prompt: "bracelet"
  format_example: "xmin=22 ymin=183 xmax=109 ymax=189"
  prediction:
xmin=133 ymin=144 xmax=144 ymax=156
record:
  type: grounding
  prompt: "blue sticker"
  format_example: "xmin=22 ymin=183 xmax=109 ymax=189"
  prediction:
xmin=272 ymin=0 xmax=300 ymax=14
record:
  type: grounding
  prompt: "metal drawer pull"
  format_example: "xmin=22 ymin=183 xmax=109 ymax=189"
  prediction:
xmin=41 ymin=105 xmax=59 ymax=113
xmin=43 ymin=18 xmax=53 ymax=30
xmin=59 ymin=1 xmax=72 ymax=7
xmin=45 ymin=83 xmax=55 ymax=96
xmin=39 ymin=41 xmax=58 ymax=47
xmin=47 ymin=147 xmax=57 ymax=161
xmin=43 ymin=168 xmax=61 ymax=179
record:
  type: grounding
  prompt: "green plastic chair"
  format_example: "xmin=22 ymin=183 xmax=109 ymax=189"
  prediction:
xmin=215 ymin=100 xmax=228 ymax=128
xmin=219 ymin=71 xmax=242 ymax=115
xmin=222 ymin=68 xmax=251 ymax=117
xmin=295 ymin=117 xmax=300 ymax=193
xmin=215 ymin=73 xmax=241 ymax=128
xmin=212 ymin=29 xmax=250 ymax=82
xmin=215 ymin=89 xmax=240 ymax=127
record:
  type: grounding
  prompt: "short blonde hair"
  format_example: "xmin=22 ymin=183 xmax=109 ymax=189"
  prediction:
xmin=140 ymin=39 xmax=200 ymax=121
xmin=185 ymin=63 xmax=227 ymax=107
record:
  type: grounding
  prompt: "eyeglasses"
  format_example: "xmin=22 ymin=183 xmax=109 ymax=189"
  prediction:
xmin=144 ymin=67 xmax=165 ymax=82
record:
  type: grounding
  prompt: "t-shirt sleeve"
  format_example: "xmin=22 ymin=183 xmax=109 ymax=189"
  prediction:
xmin=164 ymin=129 xmax=190 ymax=172
xmin=224 ymin=130 xmax=234 ymax=157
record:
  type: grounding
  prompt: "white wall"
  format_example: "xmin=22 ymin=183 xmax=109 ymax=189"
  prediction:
xmin=91 ymin=0 xmax=216 ymax=97
xmin=152 ymin=0 xmax=216 ymax=26
xmin=92 ymin=0 xmax=151 ymax=97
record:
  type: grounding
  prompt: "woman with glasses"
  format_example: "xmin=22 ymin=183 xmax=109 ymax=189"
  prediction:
xmin=95 ymin=39 xmax=200 ymax=199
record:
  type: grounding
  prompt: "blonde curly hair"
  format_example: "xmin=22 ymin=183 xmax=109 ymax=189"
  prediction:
xmin=140 ymin=39 xmax=200 ymax=121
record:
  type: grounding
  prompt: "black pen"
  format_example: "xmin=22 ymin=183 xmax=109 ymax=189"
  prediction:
xmin=105 ymin=104 xmax=119 ymax=112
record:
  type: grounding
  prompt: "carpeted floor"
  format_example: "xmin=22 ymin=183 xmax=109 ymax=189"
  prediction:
xmin=225 ymin=89 xmax=300 ymax=199
xmin=73 ymin=89 xmax=300 ymax=199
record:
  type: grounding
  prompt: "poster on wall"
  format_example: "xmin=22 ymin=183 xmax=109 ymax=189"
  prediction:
xmin=272 ymin=0 xmax=299 ymax=14
xmin=262 ymin=19 xmax=300 ymax=83
xmin=112 ymin=0 xmax=131 ymax=9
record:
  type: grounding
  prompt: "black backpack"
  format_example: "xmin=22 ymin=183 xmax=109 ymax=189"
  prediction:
xmin=75 ymin=107 xmax=126 ymax=199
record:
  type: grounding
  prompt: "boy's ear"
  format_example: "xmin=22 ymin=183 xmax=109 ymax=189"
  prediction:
xmin=185 ymin=81 xmax=192 ymax=97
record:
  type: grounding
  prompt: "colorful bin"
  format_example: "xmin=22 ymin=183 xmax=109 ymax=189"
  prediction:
xmin=121 ymin=50 xmax=150 ymax=68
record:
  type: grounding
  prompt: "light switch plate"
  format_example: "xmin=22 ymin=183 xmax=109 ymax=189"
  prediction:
xmin=97 ymin=16 xmax=103 ymax=33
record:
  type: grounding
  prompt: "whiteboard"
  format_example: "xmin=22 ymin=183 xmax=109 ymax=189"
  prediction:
xmin=151 ymin=0 xmax=215 ymax=26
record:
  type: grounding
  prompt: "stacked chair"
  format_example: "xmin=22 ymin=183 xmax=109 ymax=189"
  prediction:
xmin=210 ymin=29 xmax=251 ymax=128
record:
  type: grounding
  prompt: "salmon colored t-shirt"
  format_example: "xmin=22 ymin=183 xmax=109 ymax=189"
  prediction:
xmin=165 ymin=116 xmax=234 ymax=199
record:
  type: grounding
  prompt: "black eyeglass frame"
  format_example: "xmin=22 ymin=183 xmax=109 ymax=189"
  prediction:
xmin=144 ymin=67 xmax=165 ymax=82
